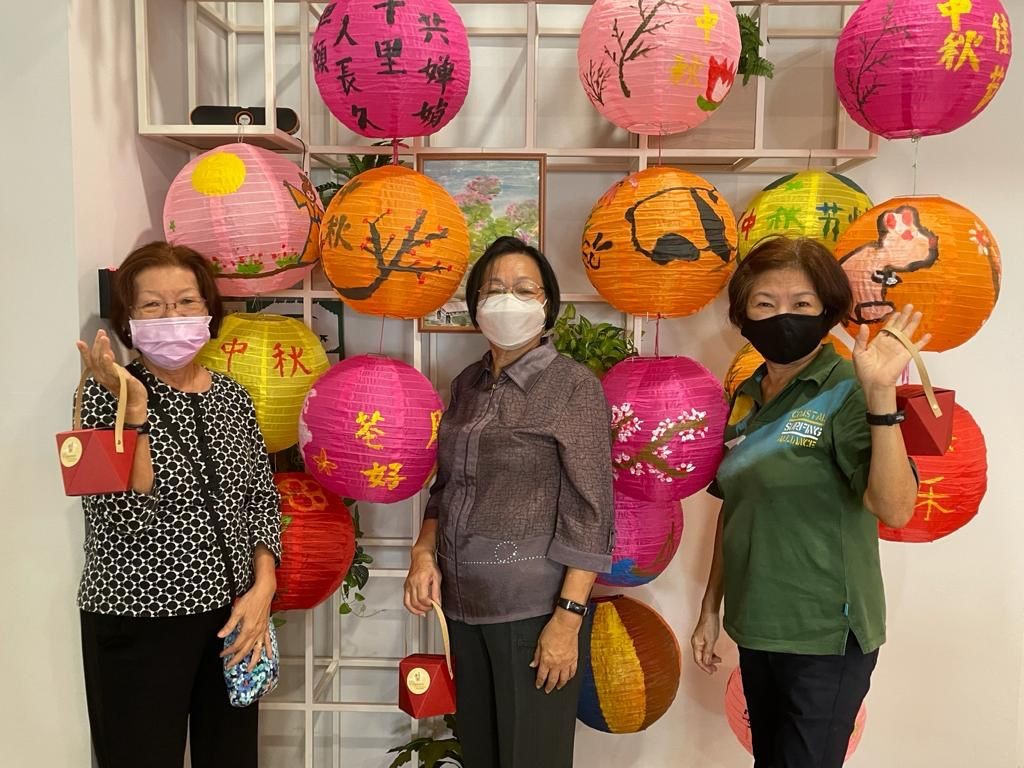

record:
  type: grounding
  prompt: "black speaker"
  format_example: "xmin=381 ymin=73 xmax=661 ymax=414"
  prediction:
xmin=190 ymin=105 xmax=300 ymax=135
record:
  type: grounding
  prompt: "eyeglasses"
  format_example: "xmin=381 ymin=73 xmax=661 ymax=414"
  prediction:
xmin=132 ymin=297 xmax=207 ymax=318
xmin=479 ymin=280 xmax=544 ymax=302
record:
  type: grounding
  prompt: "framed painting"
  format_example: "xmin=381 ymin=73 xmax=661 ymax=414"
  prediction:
xmin=416 ymin=153 xmax=546 ymax=332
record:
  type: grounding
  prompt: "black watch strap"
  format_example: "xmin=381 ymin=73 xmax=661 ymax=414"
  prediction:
xmin=865 ymin=410 xmax=905 ymax=426
xmin=555 ymin=598 xmax=589 ymax=617
xmin=124 ymin=421 xmax=151 ymax=435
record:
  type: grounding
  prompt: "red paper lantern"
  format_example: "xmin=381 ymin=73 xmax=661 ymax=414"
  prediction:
xmin=879 ymin=403 xmax=987 ymax=543
xmin=272 ymin=473 xmax=356 ymax=612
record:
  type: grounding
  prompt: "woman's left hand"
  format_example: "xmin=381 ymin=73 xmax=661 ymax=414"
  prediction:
xmin=531 ymin=612 xmax=581 ymax=694
xmin=219 ymin=580 xmax=275 ymax=671
xmin=853 ymin=304 xmax=932 ymax=392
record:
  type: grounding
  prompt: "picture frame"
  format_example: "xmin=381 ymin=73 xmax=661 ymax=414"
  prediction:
xmin=416 ymin=153 xmax=546 ymax=333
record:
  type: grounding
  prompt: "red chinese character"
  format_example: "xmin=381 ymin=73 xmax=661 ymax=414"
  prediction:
xmin=220 ymin=337 xmax=249 ymax=372
xmin=272 ymin=343 xmax=312 ymax=377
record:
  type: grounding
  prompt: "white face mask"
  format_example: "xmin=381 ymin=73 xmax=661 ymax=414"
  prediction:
xmin=476 ymin=294 xmax=547 ymax=351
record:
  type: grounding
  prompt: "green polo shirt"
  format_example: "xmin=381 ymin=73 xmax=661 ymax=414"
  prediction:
xmin=710 ymin=344 xmax=885 ymax=656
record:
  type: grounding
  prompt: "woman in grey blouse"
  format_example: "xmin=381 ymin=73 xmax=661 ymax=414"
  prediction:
xmin=74 ymin=242 xmax=281 ymax=768
xmin=404 ymin=236 xmax=615 ymax=768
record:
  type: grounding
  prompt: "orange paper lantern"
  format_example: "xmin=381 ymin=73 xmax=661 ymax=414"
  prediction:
xmin=879 ymin=403 xmax=987 ymax=543
xmin=723 ymin=337 xmax=852 ymax=397
xmin=582 ymin=167 xmax=737 ymax=317
xmin=835 ymin=196 xmax=1001 ymax=351
xmin=320 ymin=165 xmax=470 ymax=318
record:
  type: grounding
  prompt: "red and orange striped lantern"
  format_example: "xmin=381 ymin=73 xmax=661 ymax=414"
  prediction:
xmin=726 ymin=666 xmax=866 ymax=759
xmin=597 ymin=491 xmax=683 ymax=588
xmin=298 ymin=354 xmax=443 ymax=503
xmin=603 ymin=356 xmax=729 ymax=502
xmin=835 ymin=196 xmax=1001 ymax=351
xmin=164 ymin=144 xmax=324 ymax=295
xmin=272 ymin=473 xmax=355 ymax=612
xmin=723 ymin=337 xmax=852 ymax=397
xmin=578 ymin=596 xmax=681 ymax=733
xmin=197 ymin=313 xmax=329 ymax=453
xmin=879 ymin=403 xmax=987 ymax=543
xmin=320 ymin=165 xmax=469 ymax=318
xmin=582 ymin=167 xmax=737 ymax=318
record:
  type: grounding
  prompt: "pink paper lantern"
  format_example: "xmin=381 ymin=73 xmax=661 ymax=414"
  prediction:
xmin=597 ymin=491 xmax=683 ymax=587
xmin=164 ymin=144 xmax=323 ymax=296
xmin=312 ymin=0 xmax=471 ymax=138
xmin=726 ymin=667 xmax=867 ymax=760
xmin=298 ymin=355 xmax=443 ymax=503
xmin=603 ymin=356 xmax=729 ymax=502
xmin=577 ymin=0 xmax=741 ymax=135
xmin=835 ymin=0 xmax=1013 ymax=139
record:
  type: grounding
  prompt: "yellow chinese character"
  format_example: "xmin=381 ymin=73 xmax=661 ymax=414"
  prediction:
xmin=972 ymin=65 xmax=1005 ymax=113
xmin=695 ymin=4 xmax=719 ymax=42
xmin=670 ymin=54 xmax=701 ymax=86
xmin=914 ymin=477 xmax=953 ymax=522
xmin=355 ymin=410 xmax=386 ymax=450
xmin=312 ymin=447 xmax=337 ymax=476
xmin=938 ymin=30 xmax=984 ymax=72
xmin=361 ymin=461 xmax=406 ymax=491
xmin=937 ymin=0 xmax=972 ymax=32
xmin=427 ymin=409 xmax=442 ymax=449
xmin=993 ymin=12 xmax=1010 ymax=55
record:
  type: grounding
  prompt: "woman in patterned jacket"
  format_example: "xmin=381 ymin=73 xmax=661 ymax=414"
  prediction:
xmin=73 ymin=241 xmax=281 ymax=768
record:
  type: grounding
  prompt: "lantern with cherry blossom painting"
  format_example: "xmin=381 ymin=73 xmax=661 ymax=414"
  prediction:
xmin=299 ymin=354 xmax=443 ymax=504
xmin=272 ymin=473 xmax=356 ymax=612
xmin=577 ymin=0 xmax=742 ymax=134
xmin=312 ymin=0 xmax=471 ymax=138
xmin=597 ymin=491 xmax=683 ymax=588
xmin=603 ymin=356 xmax=729 ymax=502
xmin=879 ymin=403 xmax=987 ymax=543
xmin=725 ymin=667 xmax=867 ymax=760
xmin=164 ymin=144 xmax=324 ymax=296
xmin=834 ymin=0 xmax=1012 ymax=139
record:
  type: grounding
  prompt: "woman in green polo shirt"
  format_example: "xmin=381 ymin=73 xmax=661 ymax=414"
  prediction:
xmin=691 ymin=236 xmax=927 ymax=767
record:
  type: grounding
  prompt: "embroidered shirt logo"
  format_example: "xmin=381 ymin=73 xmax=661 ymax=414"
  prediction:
xmin=778 ymin=408 xmax=826 ymax=447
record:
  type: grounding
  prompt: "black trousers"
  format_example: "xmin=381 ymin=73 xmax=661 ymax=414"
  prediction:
xmin=80 ymin=606 xmax=259 ymax=768
xmin=448 ymin=614 xmax=591 ymax=768
xmin=739 ymin=634 xmax=878 ymax=768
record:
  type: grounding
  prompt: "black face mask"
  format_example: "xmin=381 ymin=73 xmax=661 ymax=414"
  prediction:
xmin=740 ymin=312 xmax=830 ymax=365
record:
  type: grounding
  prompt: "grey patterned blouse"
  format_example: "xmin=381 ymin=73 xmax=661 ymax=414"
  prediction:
xmin=76 ymin=360 xmax=282 ymax=617
xmin=424 ymin=341 xmax=615 ymax=624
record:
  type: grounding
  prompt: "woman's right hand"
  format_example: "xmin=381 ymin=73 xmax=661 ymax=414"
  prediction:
xmin=76 ymin=329 xmax=148 ymax=421
xmin=691 ymin=612 xmax=722 ymax=675
xmin=403 ymin=548 xmax=442 ymax=616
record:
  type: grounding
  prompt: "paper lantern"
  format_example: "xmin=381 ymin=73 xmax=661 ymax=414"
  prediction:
xmin=272 ymin=473 xmax=356 ymax=612
xmin=320 ymin=165 xmax=469 ymax=318
xmin=577 ymin=0 xmax=741 ymax=134
xmin=737 ymin=171 xmax=874 ymax=259
xmin=578 ymin=595 xmax=681 ymax=733
xmin=725 ymin=666 xmax=866 ymax=760
xmin=298 ymin=354 xmax=443 ymax=503
xmin=598 ymin=492 xmax=683 ymax=587
xmin=197 ymin=313 xmax=329 ymax=453
xmin=312 ymin=0 xmax=470 ymax=138
xmin=604 ymin=356 xmax=728 ymax=502
xmin=880 ymin=403 xmax=987 ymax=543
xmin=723 ymin=337 xmax=852 ymax=397
xmin=582 ymin=167 xmax=737 ymax=317
xmin=835 ymin=0 xmax=1012 ymax=139
xmin=835 ymin=196 xmax=1001 ymax=351
xmin=164 ymin=144 xmax=324 ymax=295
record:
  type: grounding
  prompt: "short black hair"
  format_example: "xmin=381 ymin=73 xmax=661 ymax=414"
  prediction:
xmin=465 ymin=236 xmax=560 ymax=330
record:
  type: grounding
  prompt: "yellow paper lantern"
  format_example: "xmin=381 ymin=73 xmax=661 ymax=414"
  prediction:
xmin=723 ymin=336 xmax=852 ymax=397
xmin=582 ymin=167 xmax=737 ymax=318
xmin=835 ymin=196 xmax=1001 ymax=351
xmin=198 ymin=313 xmax=329 ymax=453
xmin=320 ymin=165 xmax=470 ymax=318
xmin=736 ymin=171 xmax=873 ymax=259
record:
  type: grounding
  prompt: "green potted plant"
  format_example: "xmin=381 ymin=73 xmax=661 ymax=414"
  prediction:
xmin=552 ymin=303 xmax=637 ymax=378
xmin=387 ymin=714 xmax=463 ymax=768
xmin=338 ymin=501 xmax=374 ymax=616
xmin=736 ymin=11 xmax=775 ymax=85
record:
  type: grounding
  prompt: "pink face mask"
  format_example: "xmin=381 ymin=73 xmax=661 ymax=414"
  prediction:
xmin=128 ymin=316 xmax=211 ymax=370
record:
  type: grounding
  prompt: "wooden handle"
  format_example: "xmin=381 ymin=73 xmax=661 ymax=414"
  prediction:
xmin=429 ymin=599 xmax=453 ymax=679
xmin=880 ymin=326 xmax=942 ymax=418
xmin=73 ymin=366 xmax=130 ymax=453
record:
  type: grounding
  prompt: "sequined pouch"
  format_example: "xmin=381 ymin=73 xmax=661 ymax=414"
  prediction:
xmin=223 ymin=620 xmax=280 ymax=708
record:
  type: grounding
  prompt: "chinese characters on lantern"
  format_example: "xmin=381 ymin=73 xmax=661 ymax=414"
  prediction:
xmin=934 ymin=1 xmax=1012 ymax=114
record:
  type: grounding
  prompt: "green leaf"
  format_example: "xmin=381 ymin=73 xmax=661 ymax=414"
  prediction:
xmin=339 ymin=603 xmax=353 ymax=615
xmin=354 ymin=592 xmax=366 ymax=602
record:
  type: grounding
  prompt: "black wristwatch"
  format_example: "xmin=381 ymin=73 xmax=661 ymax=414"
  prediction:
xmin=124 ymin=421 xmax=151 ymax=435
xmin=555 ymin=598 xmax=589 ymax=617
xmin=865 ymin=410 xmax=905 ymax=426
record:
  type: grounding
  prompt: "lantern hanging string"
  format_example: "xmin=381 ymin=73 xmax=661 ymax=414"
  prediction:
xmin=657 ymin=134 xmax=663 ymax=167
xmin=806 ymin=148 xmax=812 ymax=171
xmin=390 ymin=139 xmax=409 ymax=166
xmin=296 ymin=135 xmax=310 ymax=175
xmin=911 ymin=137 xmax=920 ymax=195
xmin=378 ymin=314 xmax=386 ymax=355
xmin=654 ymin=315 xmax=661 ymax=357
